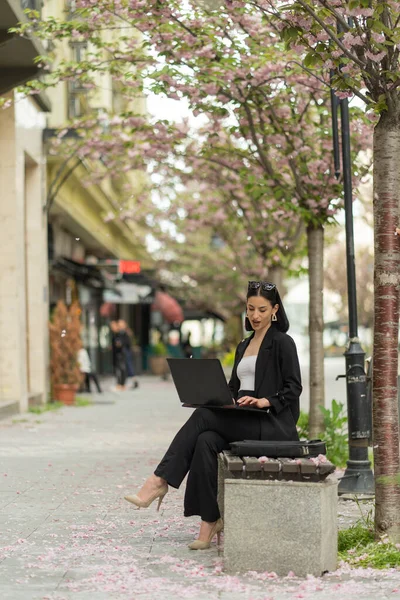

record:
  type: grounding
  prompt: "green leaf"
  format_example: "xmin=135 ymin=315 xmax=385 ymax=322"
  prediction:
xmin=304 ymin=52 xmax=321 ymax=68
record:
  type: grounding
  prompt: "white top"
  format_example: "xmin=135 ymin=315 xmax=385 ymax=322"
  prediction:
xmin=77 ymin=348 xmax=92 ymax=373
xmin=237 ymin=355 xmax=257 ymax=391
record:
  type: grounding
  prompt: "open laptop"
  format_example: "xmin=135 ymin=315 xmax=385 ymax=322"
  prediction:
xmin=167 ymin=358 xmax=236 ymax=408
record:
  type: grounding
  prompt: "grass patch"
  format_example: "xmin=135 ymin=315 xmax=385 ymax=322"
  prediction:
xmin=28 ymin=401 xmax=64 ymax=415
xmin=27 ymin=396 xmax=91 ymax=414
xmin=12 ymin=418 xmax=29 ymax=424
xmin=339 ymin=522 xmax=375 ymax=552
xmin=74 ymin=396 xmax=92 ymax=407
xmin=339 ymin=522 xmax=400 ymax=569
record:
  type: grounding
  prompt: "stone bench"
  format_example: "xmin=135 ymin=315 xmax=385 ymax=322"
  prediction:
xmin=218 ymin=450 xmax=338 ymax=577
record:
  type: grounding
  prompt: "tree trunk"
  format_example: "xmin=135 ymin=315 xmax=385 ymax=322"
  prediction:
xmin=307 ymin=223 xmax=325 ymax=438
xmin=373 ymin=116 xmax=400 ymax=543
xmin=268 ymin=265 xmax=285 ymax=296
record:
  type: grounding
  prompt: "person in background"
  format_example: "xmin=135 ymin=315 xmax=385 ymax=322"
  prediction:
xmin=118 ymin=319 xmax=139 ymax=390
xmin=110 ymin=320 xmax=125 ymax=390
xmin=182 ymin=332 xmax=193 ymax=359
xmin=77 ymin=347 xmax=102 ymax=393
xmin=112 ymin=321 xmax=128 ymax=391
xmin=110 ymin=320 xmax=119 ymax=377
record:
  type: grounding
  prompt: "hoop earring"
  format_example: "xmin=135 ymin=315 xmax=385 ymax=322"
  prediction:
xmin=272 ymin=313 xmax=277 ymax=322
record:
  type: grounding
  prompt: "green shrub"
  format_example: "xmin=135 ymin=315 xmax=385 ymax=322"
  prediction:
xmin=320 ymin=399 xmax=348 ymax=466
xmin=296 ymin=411 xmax=309 ymax=439
xmin=221 ymin=349 xmax=236 ymax=368
xmin=296 ymin=400 xmax=348 ymax=466
xmin=150 ymin=342 xmax=168 ymax=356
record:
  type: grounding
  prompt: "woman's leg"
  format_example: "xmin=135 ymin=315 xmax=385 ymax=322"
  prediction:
xmin=130 ymin=408 xmax=261 ymax=523
xmin=85 ymin=373 xmax=91 ymax=393
xmin=115 ymin=360 xmax=122 ymax=386
xmin=184 ymin=431 xmax=228 ymax=522
xmin=120 ymin=363 xmax=127 ymax=387
xmin=154 ymin=408 xmax=261 ymax=488
xmin=91 ymin=372 xmax=102 ymax=393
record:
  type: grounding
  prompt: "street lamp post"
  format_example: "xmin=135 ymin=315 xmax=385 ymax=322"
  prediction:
xmin=330 ymin=88 xmax=375 ymax=495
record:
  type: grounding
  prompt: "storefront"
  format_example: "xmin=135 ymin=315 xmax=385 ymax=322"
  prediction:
xmin=49 ymin=256 xmax=113 ymax=374
xmin=102 ymin=274 xmax=156 ymax=373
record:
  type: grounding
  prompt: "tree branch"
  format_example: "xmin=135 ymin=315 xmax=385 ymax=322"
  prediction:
xmin=294 ymin=0 xmax=367 ymax=70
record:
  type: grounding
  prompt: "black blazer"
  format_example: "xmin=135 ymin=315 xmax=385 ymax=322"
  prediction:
xmin=228 ymin=324 xmax=302 ymax=441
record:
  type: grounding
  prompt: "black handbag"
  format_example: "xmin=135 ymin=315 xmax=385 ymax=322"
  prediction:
xmin=229 ymin=439 xmax=326 ymax=458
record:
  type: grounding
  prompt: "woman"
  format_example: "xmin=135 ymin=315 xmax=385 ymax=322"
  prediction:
xmin=124 ymin=281 xmax=302 ymax=550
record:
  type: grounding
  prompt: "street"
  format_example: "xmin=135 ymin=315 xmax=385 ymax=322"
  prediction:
xmin=0 ymin=375 xmax=398 ymax=600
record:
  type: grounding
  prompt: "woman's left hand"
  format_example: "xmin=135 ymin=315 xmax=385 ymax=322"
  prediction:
xmin=237 ymin=396 xmax=270 ymax=409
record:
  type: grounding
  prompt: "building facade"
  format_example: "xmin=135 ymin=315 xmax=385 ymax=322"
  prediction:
xmin=43 ymin=0 xmax=153 ymax=375
xmin=0 ymin=0 xmax=50 ymax=415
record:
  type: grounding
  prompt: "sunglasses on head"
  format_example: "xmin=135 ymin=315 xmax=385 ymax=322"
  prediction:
xmin=248 ymin=281 xmax=276 ymax=291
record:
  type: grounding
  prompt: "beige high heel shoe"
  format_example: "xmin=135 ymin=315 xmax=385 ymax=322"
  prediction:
xmin=188 ymin=518 xmax=224 ymax=550
xmin=124 ymin=484 xmax=168 ymax=511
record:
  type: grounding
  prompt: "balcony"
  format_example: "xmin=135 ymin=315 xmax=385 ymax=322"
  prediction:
xmin=0 ymin=0 xmax=47 ymax=97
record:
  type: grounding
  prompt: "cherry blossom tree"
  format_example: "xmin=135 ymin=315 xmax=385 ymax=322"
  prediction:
xmin=253 ymin=0 xmax=400 ymax=542
xmin=12 ymin=0 xmax=370 ymax=436
xmin=123 ymin=1 xmax=370 ymax=435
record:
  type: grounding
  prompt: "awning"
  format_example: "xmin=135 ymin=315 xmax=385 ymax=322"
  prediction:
xmin=103 ymin=282 xmax=154 ymax=305
xmin=152 ymin=291 xmax=184 ymax=325
xmin=183 ymin=309 xmax=226 ymax=322
xmin=51 ymin=257 xmax=106 ymax=290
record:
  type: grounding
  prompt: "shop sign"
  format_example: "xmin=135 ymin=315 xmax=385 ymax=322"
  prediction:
xmin=119 ymin=260 xmax=141 ymax=274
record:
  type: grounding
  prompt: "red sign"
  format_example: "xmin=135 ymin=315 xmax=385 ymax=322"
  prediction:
xmin=119 ymin=260 xmax=141 ymax=274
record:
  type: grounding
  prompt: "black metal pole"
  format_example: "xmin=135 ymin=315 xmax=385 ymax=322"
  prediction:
xmin=337 ymin=96 xmax=374 ymax=495
xmin=330 ymin=71 xmax=341 ymax=179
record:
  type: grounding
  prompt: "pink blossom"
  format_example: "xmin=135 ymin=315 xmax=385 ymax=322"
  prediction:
xmin=348 ymin=7 xmax=374 ymax=16
xmin=365 ymin=50 xmax=387 ymax=63
xmin=335 ymin=90 xmax=353 ymax=100
xmin=372 ymin=32 xmax=385 ymax=44
xmin=342 ymin=32 xmax=363 ymax=48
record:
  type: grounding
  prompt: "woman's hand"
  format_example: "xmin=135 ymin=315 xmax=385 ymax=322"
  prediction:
xmin=237 ymin=396 xmax=271 ymax=409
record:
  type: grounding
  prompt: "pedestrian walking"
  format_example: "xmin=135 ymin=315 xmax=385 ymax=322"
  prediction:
xmin=118 ymin=320 xmax=139 ymax=390
xmin=124 ymin=281 xmax=302 ymax=549
xmin=112 ymin=323 xmax=128 ymax=391
xmin=77 ymin=347 xmax=102 ymax=393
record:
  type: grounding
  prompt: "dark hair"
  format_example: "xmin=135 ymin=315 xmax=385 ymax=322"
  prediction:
xmin=245 ymin=281 xmax=289 ymax=333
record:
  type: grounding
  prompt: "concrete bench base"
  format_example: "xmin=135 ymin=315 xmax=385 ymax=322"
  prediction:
xmin=222 ymin=476 xmax=338 ymax=577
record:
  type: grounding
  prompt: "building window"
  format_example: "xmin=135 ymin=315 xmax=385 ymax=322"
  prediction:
xmin=70 ymin=41 xmax=87 ymax=63
xmin=65 ymin=0 xmax=78 ymax=16
xmin=68 ymin=88 xmax=84 ymax=119
xmin=68 ymin=42 xmax=87 ymax=119
xmin=21 ymin=0 xmax=40 ymax=11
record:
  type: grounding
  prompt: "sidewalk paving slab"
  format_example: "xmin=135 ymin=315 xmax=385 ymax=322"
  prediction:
xmin=0 ymin=377 xmax=398 ymax=600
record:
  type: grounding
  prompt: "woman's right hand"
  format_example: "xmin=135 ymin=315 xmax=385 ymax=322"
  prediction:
xmin=237 ymin=396 xmax=270 ymax=409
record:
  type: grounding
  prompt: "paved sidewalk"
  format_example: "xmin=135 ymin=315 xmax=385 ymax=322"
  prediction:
xmin=0 ymin=378 xmax=398 ymax=600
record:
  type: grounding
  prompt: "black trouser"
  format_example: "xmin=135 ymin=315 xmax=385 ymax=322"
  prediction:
xmin=154 ymin=400 xmax=264 ymax=522
xmin=84 ymin=372 xmax=102 ymax=393
xmin=115 ymin=354 xmax=127 ymax=386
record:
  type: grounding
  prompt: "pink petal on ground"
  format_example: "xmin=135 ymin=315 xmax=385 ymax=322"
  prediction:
xmin=258 ymin=456 xmax=269 ymax=463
